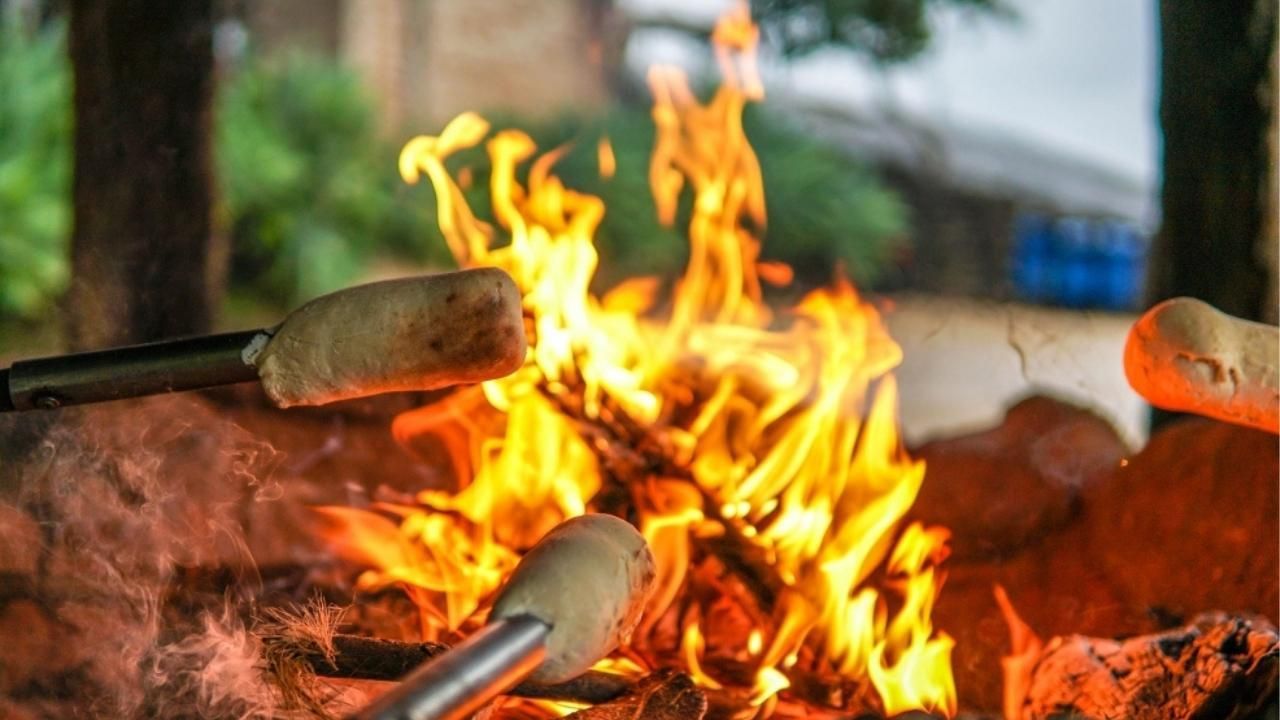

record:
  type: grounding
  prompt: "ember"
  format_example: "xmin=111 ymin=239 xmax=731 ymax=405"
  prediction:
xmin=318 ymin=4 xmax=955 ymax=718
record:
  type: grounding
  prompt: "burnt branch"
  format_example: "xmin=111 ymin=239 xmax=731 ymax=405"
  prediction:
xmin=1020 ymin=613 xmax=1279 ymax=720
xmin=272 ymin=632 xmax=633 ymax=705
xmin=563 ymin=669 xmax=707 ymax=720
xmin=269 ymin=631 xmax=788 ymax=718
xmin=541 ymin=387 xmax=783 ymax=613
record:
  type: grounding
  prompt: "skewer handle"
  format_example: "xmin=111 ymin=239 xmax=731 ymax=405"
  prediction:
xmin=351 ymin=615 xmax=551 ymax=720
xmin=2 ymin=329 xmax=268 ymax=412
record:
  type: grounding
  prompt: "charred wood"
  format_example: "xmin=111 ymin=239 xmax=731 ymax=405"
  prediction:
xmin=1019 ymin=613 xmax=1279 ymax=720
xmin=275 ymin=632 xmax=633 ymax=704
xmin=563 ymin=669 xmax=707 ymax=720
xmin=543 ymin=387 xmax=784 ymax=613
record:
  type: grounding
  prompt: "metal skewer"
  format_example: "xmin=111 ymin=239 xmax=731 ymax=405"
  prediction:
xmin=350 ymin=514 xmax=655 ymax=720
xmin=1 ymin=329 xmax=269 ymax=412
xmin=351 ymin=615 xmax=551 ymax=720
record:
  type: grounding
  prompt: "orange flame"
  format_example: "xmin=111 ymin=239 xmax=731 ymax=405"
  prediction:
xmin=597 ymin=137 xmax=616 ymax=179
xmin=995 ymin=585 xmax=1043 ymax=720
xmin=323 ymin=3 xmax=954 ymax=715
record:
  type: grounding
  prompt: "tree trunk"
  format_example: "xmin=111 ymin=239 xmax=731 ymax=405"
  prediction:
xmin=65 ymin=0 xmax=219 ymax=350
xmin=1149 ymin=0 xmax=1276 ymax=324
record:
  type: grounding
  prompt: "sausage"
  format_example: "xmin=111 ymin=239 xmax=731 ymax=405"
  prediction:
xmin=252 ymin=267 xmax=526 ymax=408
xmin=490 ymin=514 xmax=656 ymax=683
xmin=1124 ymin=297 xmax=1279 ymax=433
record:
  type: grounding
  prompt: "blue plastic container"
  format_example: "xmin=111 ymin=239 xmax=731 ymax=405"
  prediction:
xmin=1010 ymin=212 xmax=1148 ymax=311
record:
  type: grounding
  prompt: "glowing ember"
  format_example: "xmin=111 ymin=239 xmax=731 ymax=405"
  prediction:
xmin=320 ymin=4 xmax=955 ymax=716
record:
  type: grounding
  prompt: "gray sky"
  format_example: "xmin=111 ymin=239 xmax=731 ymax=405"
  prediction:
xmin=625 ymin=0 xmax=1160 ymax=191
xmin=881 ymin=0 xmax=1158 ymax=187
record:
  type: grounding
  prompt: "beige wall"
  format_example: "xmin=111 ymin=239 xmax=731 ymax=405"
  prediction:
xmin=249 ymin=0 xmax=615 ymax=133
xmin=245 ymin=0 xmax=343 ymax=57
xmin=407 ymin=0 xmax=612 ymax=128
xmin=341 ymin=0 xmax=408 ymax=132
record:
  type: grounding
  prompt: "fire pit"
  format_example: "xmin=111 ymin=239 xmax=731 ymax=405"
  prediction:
xmin=300 ymin=9 xmax=955 ymax=716
xmin=0 ymin=5 xmax=1275 ymax=720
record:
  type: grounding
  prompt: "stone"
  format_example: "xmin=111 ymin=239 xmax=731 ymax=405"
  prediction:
xmin=911 ymin=395 xmax=1128 ymax=561
xmin=1081 ymin=418 xmax=1279 ymax=624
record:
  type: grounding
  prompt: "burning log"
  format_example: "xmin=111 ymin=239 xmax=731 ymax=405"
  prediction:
xmin=563 ymin=669 xmax=707 ymax=720
xmin=274 ymin=630 xmax=885 ymax=719
xmin=546 ymin=387 xmax=783 ymax=613
xmin=1017 ymin=613 xmax=1279 ymax=720
xmin=278 ymin=633 xmax=633 ymax=705
xmin=314 ymin=8 xmax=956 ymax=717
xmin=1125 ymin=296 xmax=1280 ymax=433
xmin=257 ymin=597 xmax=635 ymax=706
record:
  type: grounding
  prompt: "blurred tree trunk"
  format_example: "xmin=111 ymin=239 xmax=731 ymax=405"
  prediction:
xmin=1262 ymin=45 xmax=1278 ymax=326
xmin=1148 ymin=0 xmax=1276 ymax=324
xmin=65 ymin=0 xmax=220 ymax=350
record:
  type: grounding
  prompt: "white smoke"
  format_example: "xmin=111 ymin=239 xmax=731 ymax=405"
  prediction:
xmin=0 ymin=396 xmax=311 ymax=718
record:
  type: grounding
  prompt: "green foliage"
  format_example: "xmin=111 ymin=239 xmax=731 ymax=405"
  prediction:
xmin=752 ymin=0 xmax=1013 ymax=62
xmin=447 ymin=104 xmax=907 ymax=289
xmin=0 ymin=29 xmax=442 ymax=320
xmin=746 ymin=107 xmax=908 ymax=284
xmin=0 ymin=16 xmax=70 ymax=320
xmin=217 ymin=54 xmax=445 ymax=306
xmin=0 ymin=27 xmax=905 ymax=323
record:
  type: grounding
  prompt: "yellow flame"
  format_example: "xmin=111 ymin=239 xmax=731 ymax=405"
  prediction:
xmin=681 ymin=613 xmax=724 ymax=690
xmin=323 ymin=2 xmax=954 ymax=715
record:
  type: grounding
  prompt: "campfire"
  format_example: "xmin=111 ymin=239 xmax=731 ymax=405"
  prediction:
xmin=0 ymin=4 xmax=1276 ymax=720
xmin=316 ymin=7 xmax=954 ymax=718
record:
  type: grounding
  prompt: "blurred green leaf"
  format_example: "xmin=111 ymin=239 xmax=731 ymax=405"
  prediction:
xmin=752 ymin=0 xmax=1014 ymax=62
xmin=455 ymin=103 xmax=907 ymax=289
xmin=0 ymin=16 xmax=71 ymax=320
xmin=0 ymin=24 xmax=906 ymax=323
xmin=217 ymin=53 xmax=449 ymax=306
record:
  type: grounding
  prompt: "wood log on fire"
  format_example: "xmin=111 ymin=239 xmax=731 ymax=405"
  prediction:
xmin=1125 ymin=296 xmax=1279 ymax=433
xmin=1017 ymin=613 xmax=1279 ymax=720
xmin=544 ymin=389 xmax=785 ymax=614
xmin=274 ymin=632 xmax=634 ymax=705
xmin=275 ymin=630 xmax=887 ymax=719
xmin=562 ymin=669 xmax=707 ymax=720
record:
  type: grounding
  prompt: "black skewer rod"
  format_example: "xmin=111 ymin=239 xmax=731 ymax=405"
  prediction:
xmin=2 ymin=329 xmax=269 ymax=412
